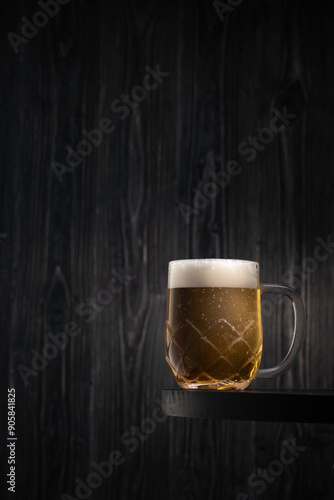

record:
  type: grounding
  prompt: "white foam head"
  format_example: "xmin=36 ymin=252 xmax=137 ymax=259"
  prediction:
xmin=168 ymin=259 xmax=259 ymax=289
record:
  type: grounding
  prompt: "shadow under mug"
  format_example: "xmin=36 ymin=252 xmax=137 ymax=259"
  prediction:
xmin=165 ymin=259 xmax=305 ymax=390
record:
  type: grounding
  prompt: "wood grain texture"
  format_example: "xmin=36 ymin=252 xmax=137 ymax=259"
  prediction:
xmin=1 ymin=0 xmax=334 ymax=499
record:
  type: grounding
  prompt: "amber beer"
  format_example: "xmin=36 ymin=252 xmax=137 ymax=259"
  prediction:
xmin=165 ymin=259 xmax=263 ymax=390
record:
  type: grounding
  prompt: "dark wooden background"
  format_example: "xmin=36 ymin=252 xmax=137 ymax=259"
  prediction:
xmin=1 ymin=0 xmax=334 ymax=498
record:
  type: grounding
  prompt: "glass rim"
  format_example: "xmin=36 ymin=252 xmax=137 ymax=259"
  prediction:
xmin=168 ymin=258 xmax=259 ymax=265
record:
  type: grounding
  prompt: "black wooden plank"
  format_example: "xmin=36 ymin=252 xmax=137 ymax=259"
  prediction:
xmin=162 ymin=389 xmax=334 ymax=423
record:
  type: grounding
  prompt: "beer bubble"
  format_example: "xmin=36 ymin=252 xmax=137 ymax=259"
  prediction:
xmin=201 ymin=313 xmax=205 ymax=318
xmin=177 ymin=302 xmax=182 ymax=308
xmin=187 ymin=299 xmax=192 ymax=305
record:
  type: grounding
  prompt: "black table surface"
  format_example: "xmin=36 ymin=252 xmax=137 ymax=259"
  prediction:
xmin=162 ymin=389 xmax=334 ymax=423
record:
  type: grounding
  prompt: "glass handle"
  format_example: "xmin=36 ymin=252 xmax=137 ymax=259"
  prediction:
xmin=257 ymin=283 xmax=305 ymax=379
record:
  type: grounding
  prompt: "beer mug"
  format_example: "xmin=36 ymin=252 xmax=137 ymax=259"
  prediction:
xmin=165 ymin=259 xmax=305 ymax=390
